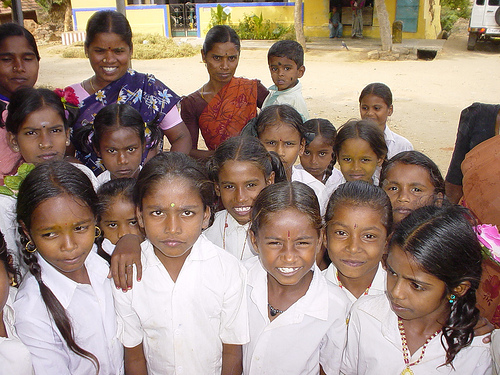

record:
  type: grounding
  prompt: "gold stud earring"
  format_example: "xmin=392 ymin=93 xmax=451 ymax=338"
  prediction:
xmin=66 ymin=140 xmax=70 ymax=146
xmin=12 ymin=145 xmax=19 ymax=152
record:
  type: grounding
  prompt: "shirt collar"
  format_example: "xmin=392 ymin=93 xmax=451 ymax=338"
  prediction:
xmin=268 ymin=80 xmax=302 ymax=95
xmin=37 ymin=246 xmax=107 ymax=309
xmin=248 ymin=259 xmax=329 ymax=323
xmin=384 ymin=126 xmax=395 ymax=144
xmin=224 ymin=211 xmax=250 ymax=236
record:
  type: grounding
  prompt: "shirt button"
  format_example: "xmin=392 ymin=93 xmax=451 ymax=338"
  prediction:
xmin=174 ymin=329 xmax=180 ymax=335
xmin=177 ymin=366 xmax=183 ymax=373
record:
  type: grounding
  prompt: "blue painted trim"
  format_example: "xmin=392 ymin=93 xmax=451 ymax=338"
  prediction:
xmin=73 ymin=6 xmax=170 ymax=36
xmin=196 ymin=6 xmax=201 ymax=38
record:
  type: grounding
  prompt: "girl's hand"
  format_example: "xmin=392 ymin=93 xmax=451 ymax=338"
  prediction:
xmin=474 ymin=316 xmax=494 ymax=343
xmin=109 ymin=234 xmax=143 ymax=291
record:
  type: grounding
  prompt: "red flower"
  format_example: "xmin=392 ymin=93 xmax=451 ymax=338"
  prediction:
xmin=54 ymin=87 xmax=79 ymax=107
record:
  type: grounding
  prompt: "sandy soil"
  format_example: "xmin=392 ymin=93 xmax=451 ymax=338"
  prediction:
xmin=36 ymin=22 xmax=500 ymax=174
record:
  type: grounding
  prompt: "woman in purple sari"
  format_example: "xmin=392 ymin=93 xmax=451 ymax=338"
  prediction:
xmin=69 ymin=10 xmax=191 ymax=175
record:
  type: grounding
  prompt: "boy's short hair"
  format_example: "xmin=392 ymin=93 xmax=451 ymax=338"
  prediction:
xmin=267 ymin=40 xmax=304 ymax=68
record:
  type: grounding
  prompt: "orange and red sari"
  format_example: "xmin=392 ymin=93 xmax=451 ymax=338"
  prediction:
xmin=199 ymin=77 xmax=258 ymax=150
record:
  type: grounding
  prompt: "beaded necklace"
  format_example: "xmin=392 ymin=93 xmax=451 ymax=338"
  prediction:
xmin=222 ymin=211 xmax=249 ymax=260
xmin=398 ymin=318 xmax=441 ymax=375
xmin=336 ymin=271 xmax=371 ymax=296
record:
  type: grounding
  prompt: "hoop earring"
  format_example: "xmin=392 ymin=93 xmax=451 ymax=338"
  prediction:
xmin=25 ymin=240 xmax=36 ymax=253
xmin=95 ymin=226 xmax=102 ymax=238
xmin=449 ymin=294 xmax=456 ymax=304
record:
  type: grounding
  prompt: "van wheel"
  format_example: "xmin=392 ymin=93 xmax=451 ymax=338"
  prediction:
xmin=496 ymin=7 xmax=500 ymax=25
xmin=467 ymin=32 xmax=478 ymax=50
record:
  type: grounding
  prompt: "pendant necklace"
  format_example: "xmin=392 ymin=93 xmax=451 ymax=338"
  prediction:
xmin=222 ymin=211 xmax=249 ymax=260
xmin=268 ymin=303 xmax=284 ymax=317
xmin=398 ymin=317 xmax=441 ymax=375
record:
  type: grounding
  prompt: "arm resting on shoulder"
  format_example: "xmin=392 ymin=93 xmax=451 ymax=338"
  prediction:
xmin=445 ymin=181 xmax=463 ymax=204
xmin=125 ymin=343 xmax=148 ymax=375
xmin=110 ymin=234 xmax=143 ymax=291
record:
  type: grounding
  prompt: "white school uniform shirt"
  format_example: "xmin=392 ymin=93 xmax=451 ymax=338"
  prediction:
xmin=323 ymin=167 xmax=344 ymax=203
xmin=292 ymin=165 xmax=328 ymax=215
xmin=491 ymin=330 xmax=500 ymax=375
xmin=204 ymin=210 xmax=256 ymax=261
xmin=0 ymin=287 xmax=34 ymax=375
xmin=101 ymin=237 xmax=116 ymax=257
xmin=243 ymin=257 xmax=350 ymax=375
xmin=71 ymin=162 xmax=99 ymax=191
xmin=384 ymin=126 xmax=413 ymax=159
xmin=113 ymin=234 xmax=249 ymax=375
xmin=0 ymin=194 xmax=22 ymax=270
xmin=323 ymin=262 xmax=386 ymax=305
xmin=95 ymin=166 xmax=142 ymax=189
xmin=341 ymin=294 xmax=493 ymax=375
xmin=14 ymin=249 xmax=124 ymax=375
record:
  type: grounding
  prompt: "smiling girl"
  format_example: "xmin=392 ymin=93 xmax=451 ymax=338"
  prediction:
xmin=244 ymin=181 xmax=349 ymax=374
xmin=205 ymin=135 xmax=285 ymax=260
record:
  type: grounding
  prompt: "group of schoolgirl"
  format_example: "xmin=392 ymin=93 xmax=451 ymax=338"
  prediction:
xmin=0 ymin=65 xmax=497 ymax=375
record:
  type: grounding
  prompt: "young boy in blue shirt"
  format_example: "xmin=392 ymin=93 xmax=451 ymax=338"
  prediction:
xmin=262 ymin=40 xmax=309 ymax=121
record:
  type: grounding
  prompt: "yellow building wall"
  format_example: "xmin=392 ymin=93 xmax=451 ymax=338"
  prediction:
xmin=304 ymin=0 xmax=440 ymax=39
xmin=71 ymin=1 xmax=169 ymax=36
xmin=197 ymin=4 xmax=295 ymax=37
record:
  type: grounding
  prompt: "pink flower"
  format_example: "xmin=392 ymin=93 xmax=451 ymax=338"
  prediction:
xmin=54 ymin=87 xmax=79 ymax=107
xmin=476 ymin=224 xmax=500 ymax=262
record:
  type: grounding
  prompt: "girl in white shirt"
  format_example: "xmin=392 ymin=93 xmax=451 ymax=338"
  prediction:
xmin=73 ymin=103 xmax=162 ymax=187
xmin=244 ymin=181 xmax=350 ymax=374
xmin=342 ymin=205 xmax=492 ymax=374
xmin=14 ymin=161 xmax=124 ymax=375
xmin=0 ymin=231 xmax=33 ymax=375
xmin=242 ymin=105 xmax=328 ymax=210
xmin=113 ymin=152 xmax=248 ymax=375
xmin=359 ymin=82 xmax=413 ymax=159
xmin=205 ymin=135 xmax=286 ymax=261
xmin=96 ymin=178 xmax=144 ymax=261
xmin=323 ymin=180 xmax=392 ymax=304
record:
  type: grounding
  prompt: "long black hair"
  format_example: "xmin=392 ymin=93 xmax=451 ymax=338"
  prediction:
xmin=388 ymin=205 xmax=482 ymax=366
xmin=17 ymin=161 xmax=100 ymax=373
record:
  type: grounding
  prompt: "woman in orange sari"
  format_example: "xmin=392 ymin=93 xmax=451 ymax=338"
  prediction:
xmin=181 ymin=25 xmax=268 ymax=160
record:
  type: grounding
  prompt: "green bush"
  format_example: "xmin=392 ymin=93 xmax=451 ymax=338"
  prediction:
xmin=236 ymin=13 xmax=294 ymax=40
xmin=440 ymin=0 xmax=471 ymax=31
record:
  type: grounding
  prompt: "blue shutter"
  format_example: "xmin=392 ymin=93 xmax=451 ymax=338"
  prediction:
xmin=395 ymin=0 xmax=419 ymax=32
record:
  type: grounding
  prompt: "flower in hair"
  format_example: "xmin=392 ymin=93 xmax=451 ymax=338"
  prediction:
xmin=476 ymin=224 xmax=500 ymax=264
xmin=54 ymin=87 xmax=79 ymax=108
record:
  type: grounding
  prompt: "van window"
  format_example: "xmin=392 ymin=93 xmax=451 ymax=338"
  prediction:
xmin=477 ymin=0 xmax=485 ymax=5
xmin=489 ymin=0 xmax=499 ymax=5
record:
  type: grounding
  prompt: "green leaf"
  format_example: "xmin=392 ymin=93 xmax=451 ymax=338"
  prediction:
xmin=0 ymin=185 xmax=14 ymax=197
xmin=4 ymin=175 xmax=23 ymax=191
xmin=17 ymin=163 xmax=35 ymax=178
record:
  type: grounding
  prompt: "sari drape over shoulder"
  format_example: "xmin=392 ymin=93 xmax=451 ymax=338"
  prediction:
xmin=462 ymin=134 xmax=500 ymax=227
xmin=71 ymin=69 xmax=180 ymax=175
xmin=198 ymin=77 xmax=258 ymax=150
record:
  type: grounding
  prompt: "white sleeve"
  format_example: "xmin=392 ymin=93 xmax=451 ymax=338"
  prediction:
xmin=14 ymin=290 xmax=72 ymax=375
xmin=320 ymin=300 xmax=349 ymax=374
xmin=112 ymin=271 xmax=144 ymax=348
xmin=219 ymin=258 xmax=249 ymax=345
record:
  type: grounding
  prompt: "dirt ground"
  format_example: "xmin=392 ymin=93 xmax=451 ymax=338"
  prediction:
xmin=36 ymin=20 xmax=500 ymax=174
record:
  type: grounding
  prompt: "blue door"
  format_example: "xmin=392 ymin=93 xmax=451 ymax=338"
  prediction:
xmin=395 ymin=0 xmax=419 ymax=32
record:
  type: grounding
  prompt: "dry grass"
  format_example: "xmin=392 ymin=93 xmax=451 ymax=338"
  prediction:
xmin=56 ymin=34 xmax=198 ymax=59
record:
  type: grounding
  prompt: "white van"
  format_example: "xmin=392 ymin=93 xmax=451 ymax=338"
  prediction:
xmin=468 ymin=0 xmax=500 ymax=50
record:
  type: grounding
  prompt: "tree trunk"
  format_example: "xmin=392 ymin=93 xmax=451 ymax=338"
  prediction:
xmin=374 ymin=0 xmax=392 ymax=51
xmin=294 ymin=0 xmax=306 ymax=50
xmin=64 ymin=0 xmax=72 ymax=32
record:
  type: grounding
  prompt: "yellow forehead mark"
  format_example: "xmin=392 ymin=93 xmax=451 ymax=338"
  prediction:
xmin=170 ymin=203 xmax=175 ymax=208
